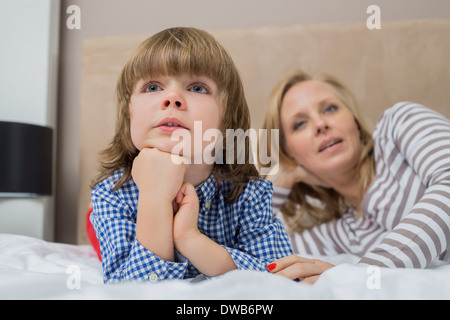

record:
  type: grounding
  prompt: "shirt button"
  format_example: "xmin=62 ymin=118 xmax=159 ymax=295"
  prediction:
xmin=148 ymin=273 xmax=159 ymax=283
xmin=205 ymin=200 xmax=211 ymax=209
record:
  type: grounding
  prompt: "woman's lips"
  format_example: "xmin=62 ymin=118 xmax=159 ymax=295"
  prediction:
xmin=318 ymin=138 xmax=343 ymax=152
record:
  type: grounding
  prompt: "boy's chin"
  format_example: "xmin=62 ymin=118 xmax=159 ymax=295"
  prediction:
xmin=140 ymin=141 xmax=180 ymax=154
xmin=139 ymin=142 xmax=214 ymax=165
xmin=142 ymin=142 xmax=194 ymax=161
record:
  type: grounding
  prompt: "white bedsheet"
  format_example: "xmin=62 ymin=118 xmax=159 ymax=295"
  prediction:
xmin=1 ymin=233 xmax=449 ymax=300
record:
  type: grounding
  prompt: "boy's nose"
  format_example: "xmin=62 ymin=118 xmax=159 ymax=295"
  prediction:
xmin=163 ymin=100 xmax=182 ymax=107
xmin=162 ymin=90 xmax=185 ymax=109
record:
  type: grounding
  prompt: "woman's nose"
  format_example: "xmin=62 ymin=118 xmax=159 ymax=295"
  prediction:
xmin=315 ymin=118 xmax=329 ymax=135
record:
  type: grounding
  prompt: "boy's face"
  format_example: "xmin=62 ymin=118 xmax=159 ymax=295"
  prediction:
xmin=129 ymin=74 xmax=222 ymax=161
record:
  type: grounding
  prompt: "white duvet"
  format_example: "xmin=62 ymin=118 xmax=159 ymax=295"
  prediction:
xmin=1 ymin=233 xmax=449 ymax=300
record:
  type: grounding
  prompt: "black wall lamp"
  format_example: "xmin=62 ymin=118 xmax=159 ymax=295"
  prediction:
xmin=0 ymin=121 xmax=53 ymax=197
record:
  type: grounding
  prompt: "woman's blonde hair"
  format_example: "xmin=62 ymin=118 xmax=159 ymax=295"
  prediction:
xmin=91 ymin=27 xmax=258 ymax=203
xmin=261 ymin=70 xmax=375 ymax=233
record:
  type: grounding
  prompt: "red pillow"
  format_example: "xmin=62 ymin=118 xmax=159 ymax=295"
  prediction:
xmin=86 ymin=206 xmax=102 ymax=261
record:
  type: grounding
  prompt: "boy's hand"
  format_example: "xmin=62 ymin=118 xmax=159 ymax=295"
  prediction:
xmin=173 ymin=182 xmax=201 ymax=245
xmin=132 ymin=148 xmax=187 ymax=262
xmin=172 ymin=182 xmax=237 ymax=276
xmin=132 ymin=147 xmax=185 ymax=201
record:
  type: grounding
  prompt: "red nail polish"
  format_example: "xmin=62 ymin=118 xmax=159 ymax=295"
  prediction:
xmin=266 ymin=263 xmax=277 ymax=271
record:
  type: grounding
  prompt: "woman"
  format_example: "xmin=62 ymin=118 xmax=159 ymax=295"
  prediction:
xmin=261 ymin=70 xmax=450 ymax=283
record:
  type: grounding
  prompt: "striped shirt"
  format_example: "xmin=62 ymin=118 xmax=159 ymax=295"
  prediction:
xmin=91 ymin=170 xmax=293 ymax=283
xmin=273 ymin=102 xmax=450 ymax=268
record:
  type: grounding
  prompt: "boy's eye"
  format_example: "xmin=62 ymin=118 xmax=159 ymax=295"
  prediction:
xmin=189 ymin=84 xmax=209 ymax=94
xmin=144 ymin=83 xmax=162 ymax=92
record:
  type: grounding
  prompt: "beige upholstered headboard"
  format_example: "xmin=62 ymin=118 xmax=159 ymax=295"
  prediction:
xmin=78 ymin=19 xmax=450 ymax=243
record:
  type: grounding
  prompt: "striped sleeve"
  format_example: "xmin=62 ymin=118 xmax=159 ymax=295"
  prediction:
xmin=273 ymin=189 xmax=389 ymax=258
xmin=272 ymin=186 xmax=291 ymax=213
xmin=359 ymin=102 xmax=450 ymax=268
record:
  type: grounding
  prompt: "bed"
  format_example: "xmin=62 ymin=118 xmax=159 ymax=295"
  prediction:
xmin=4 ymin=20 xmax=450 ymax=301
xmin=1 ymin=233 xmax=449 ymax=300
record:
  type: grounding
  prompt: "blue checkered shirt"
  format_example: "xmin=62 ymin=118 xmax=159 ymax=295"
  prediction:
xmin=91 ymin=168 xmax=293 ymax=283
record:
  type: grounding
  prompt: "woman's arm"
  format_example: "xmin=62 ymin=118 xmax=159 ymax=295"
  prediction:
xmin=360 ymin=102 xmax=450 ymax=268
xmin=264 ymin=162 xmax=330 ymax=213
xmin=264 ymin=162 xmax=329 ymax=190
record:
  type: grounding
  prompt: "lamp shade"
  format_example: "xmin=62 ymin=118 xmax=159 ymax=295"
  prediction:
xmin=0 ymin=121 xmax=53 ymax=196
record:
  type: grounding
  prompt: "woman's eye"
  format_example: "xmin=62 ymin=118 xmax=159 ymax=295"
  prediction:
xmin=325 ymin=104 xmax=338 ymax=113
xmin=189 ymin=84 xmax=209 ymax=94
xmin=292 ymin=121 xmax=305 ymax=131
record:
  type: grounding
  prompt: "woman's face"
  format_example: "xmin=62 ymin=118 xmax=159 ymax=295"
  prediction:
xmin=280 ymin=80 xmax=362 ymax=179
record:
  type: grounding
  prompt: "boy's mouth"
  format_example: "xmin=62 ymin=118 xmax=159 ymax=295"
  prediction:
xmin=156 ymin=117 xmax=189 ymax=132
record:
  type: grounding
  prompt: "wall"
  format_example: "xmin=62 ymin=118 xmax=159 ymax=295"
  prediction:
xmin=0 ymin=0 xmax=60 ymax=240
xmin=57 ymin=0 xmax=450 ymax=244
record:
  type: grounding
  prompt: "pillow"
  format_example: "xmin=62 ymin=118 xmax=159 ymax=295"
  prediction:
xmin=85 ymin=206 xmax=102 ymax=261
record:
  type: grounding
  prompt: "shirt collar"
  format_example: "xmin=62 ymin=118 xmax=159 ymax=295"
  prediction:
xmin=195 ymin=172 xmax=218 ymax=204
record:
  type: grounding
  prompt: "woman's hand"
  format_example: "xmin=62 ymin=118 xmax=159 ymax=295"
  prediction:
xmin=264 ymin=162 xmax=330 ymax=189
xmin=266 ymin=255 xmax=334 ymax=284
